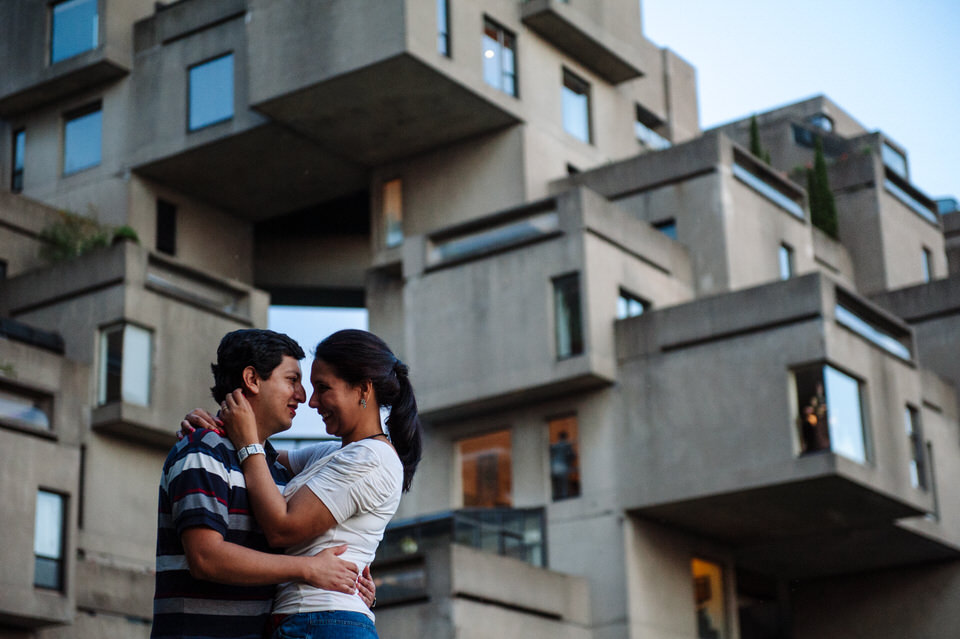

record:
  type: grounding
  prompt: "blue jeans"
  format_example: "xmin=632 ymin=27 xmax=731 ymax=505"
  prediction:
xmin=271 ymin=611 xmax=378 ymax=639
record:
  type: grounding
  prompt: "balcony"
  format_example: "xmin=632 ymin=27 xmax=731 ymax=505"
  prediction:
xmin=521 ymin=0 xmax=644 ymax=84
xmin=245 ymin=0 xmax=521 ymax=167
xmin=402 ymin=187 xmax=692 ymax=422
xmin=0 ymin=0 xmax=130 ymax=117
xmin=371 ymin=518 xmax=589 ymax=637
xmin=615 ymin=273 xmax=958 ymax=576
xmin=3 ymin=240 xmax=267 ymax=448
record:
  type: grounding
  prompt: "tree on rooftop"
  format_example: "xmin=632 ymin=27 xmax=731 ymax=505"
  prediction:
xmin=807 ymin=136 xmax=839 ymax=239
xmin=749 ymin=114 xmax=770 ymax=165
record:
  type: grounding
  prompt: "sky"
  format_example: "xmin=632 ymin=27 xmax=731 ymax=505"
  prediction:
xmin=641 ymin=0 xmax=960 ymax=200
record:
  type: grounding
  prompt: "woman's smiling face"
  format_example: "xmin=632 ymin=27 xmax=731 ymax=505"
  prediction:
xmin=308 ymin=358 xmax=362 ymax=438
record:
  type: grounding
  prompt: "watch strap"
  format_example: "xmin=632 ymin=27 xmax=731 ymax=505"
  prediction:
xmin=237 ymin=443 xmax=265 ymax=464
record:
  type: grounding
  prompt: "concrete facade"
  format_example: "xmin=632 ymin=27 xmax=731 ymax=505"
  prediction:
xmin=1 ymin=2 xmax=959 ymax=639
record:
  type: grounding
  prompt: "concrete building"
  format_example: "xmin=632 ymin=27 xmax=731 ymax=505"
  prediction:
xmin=0 ymin=1 xmax=958 ymax=639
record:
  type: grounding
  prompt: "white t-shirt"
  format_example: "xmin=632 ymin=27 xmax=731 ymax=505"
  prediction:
xmin=272 ymin=439 xmax=403 ymax=619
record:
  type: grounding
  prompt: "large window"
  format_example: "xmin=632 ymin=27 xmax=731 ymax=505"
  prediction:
xmin=692 ymin=558 xmax=728 ymax=639
xmin=905 ymin=406 xmax=927 ymax=490
xmin=98 ymin=323 xmax=153 ymax=406
xmin=460 ymin=429 xmax=512 ymax=507
xmin=548 ymin=415 xmax=580 ymax=501
xmin=12 ymin=129 xmax=25 ymax=192
xmin=437 ymin=0 xmax=450 ymax=56
xmin=482 ymin=18 xmax=517 ymax=97
xmin=562 ymin=68 xmax=591 ymax=144
xmin=34 ymin=490 xmax=66 ymax=590
xmin=553 ymin=273 xmax=583 ymax=359
xmin=51 ymin=0 xmax=98 ymax=64
xmin=794 ymin=364 xmax=867 ymax=463
xmin=63 ymin=104 xmax=101 ymax=175
xmin=188 ymin=53 xmax=234 ymax=131
xmin=382 ymin=179 xmax=404 ymax=248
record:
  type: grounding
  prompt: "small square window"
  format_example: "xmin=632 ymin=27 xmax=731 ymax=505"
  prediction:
xmin=554 ymin=273 xmax=583 ymax=359
xmin=63 ymin=104 xmax=101 ymax=175
xmin=98 ymin=323 xmax=153 ymax=406
xmin=12 ymin=129 xmax=25 ymax=192
xmin=188 ymin=54 xmax=234 ymax=131
xmin=562 ymin=69 xmax=591 ymax=144
xmin=482 ymin=18 xmax=517 ymax=97
xmin=34 ymin=490 xmax=66 ymax=590
xmin=51 ymin=0 xmax=98 ymax=64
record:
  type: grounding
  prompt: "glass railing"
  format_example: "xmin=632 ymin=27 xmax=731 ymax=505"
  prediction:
xmin=376 ymin=507 xmax=546 ymax=567
xmin=427 ymin=210 xmax=559 ymax=266
xmin=733 ymin=162 xmax=805 ymax=219
xmin=835 ymin=302 xmax=911 ymax=360
xmin=884 ymin=178 xmax=938 ymax=224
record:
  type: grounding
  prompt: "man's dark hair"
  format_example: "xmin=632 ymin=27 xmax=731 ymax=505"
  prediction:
xmin=210 ymin=329 xmax=304 ymax=403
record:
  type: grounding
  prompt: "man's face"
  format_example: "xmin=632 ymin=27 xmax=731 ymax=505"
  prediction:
xmin=251 ymin=355 xmax=306 ymax=436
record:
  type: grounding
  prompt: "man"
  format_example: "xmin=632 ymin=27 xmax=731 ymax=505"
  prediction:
xmin=152 ymin=329 xmax=370 ymax=639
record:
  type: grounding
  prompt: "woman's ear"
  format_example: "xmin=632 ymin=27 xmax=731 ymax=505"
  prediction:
xmin=241 ymin=365 xmax=261 ymax=396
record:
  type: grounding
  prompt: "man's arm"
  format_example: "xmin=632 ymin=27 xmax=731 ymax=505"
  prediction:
xmin=181 ymin=528 xmax=359 ymax=593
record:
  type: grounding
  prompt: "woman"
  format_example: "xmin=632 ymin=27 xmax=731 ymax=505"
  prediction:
xmin=218 ymin=329 xmax=422 ymax=639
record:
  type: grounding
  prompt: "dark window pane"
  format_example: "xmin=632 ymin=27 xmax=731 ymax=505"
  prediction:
xmin=101 ymin=327 xmax=123 ymax=404
xmin=51 ymin=0 xmax=98 ymax=64
xmin=156 ymin=200 xmax=177 ymax=255
xmin=554 ymin=273 xmax=583 ymax=358
xmin=12 ymin=129 xmax=25 ymax=192
xmin=549 ymin=415 xmax=580 ymax=500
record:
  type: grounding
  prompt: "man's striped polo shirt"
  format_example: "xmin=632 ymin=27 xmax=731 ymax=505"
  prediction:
xmin=151 ymin=429 xmax=289 ymax=639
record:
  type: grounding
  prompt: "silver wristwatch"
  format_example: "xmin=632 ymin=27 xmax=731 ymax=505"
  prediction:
xmin=237 ymin=443 xmax=265 ymax=464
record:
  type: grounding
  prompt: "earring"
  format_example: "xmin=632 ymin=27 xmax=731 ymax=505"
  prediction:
xmin=360 ymin=397 xmax=367 ymax=409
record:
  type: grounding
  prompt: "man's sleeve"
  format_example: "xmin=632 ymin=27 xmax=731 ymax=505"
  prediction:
xmin=164 ymin=434 xmax=232 ymax=536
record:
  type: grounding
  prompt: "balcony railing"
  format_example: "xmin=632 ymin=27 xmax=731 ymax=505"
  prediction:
xmin=377 ymin=507 xmax=546 ymax=567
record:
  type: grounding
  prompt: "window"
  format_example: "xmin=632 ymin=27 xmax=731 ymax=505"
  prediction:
xmin=653 ymin=218 xmax=677 ymax=240
xmin=635 ymin=104 xmax=671 ymax=151
xmin=460 ymin=429 xmax=512 ymax=507
xmin=921 ymin=247 xmax=933 ymax=283
xmin=779 ymin=243 xmax=794 ymax=280
xmin=51 ymin=0 xmax=98 ymax=64
xmin=617 ymin=288 xmax=648 ymax=320
xmin=553 ymin=273 xmax=583 ymax=359
xmin=807 ymin=113 xmax=833 ymax=133
xmin=794 ymin=364 xmax=867 ymax=463
xmin=156 ymin=199 xmax=177 ymax=256
xmin=549 ymin=415 xmax=580 ymax=500
xmin=562 ymin=68 xmax=591 ymax=144
xmin=905 ymin=406 xmax=927 ymax=490
xmin=34 ymin=490 xmax=66 ymax=590
xmin=188 ymin=53 xmax=234 ymax=131
xmin=98 ymin=323 xmax=152 ymax=406
xmin=692 ymin=558 xmax=728 ymax=639
xmin=383 ymin=179 xmax=404 ymax=248
xmin=835 ymin=299 xmax=911 ymax=360
xmin=0 ymin=385 xmax=52 ymax=431
xmin=12 ymin=129 xmax=25 ymax=192
xmin=63 ymin=104 xmax=101 ymax=175
xmin=482 ymin=18 xmax=517 ymax=96
xmin=882 ymin=142 xmax=908 ymax=179
xmin=437 ymin=0 xmax=450 ymax=56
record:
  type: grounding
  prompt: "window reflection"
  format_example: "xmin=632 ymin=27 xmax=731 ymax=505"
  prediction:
xmin=64 ymin=105 xmax=101 ymax=175
xmin=692 ymin=558 xmax=727 ymax=639
xmin=482 ymin=19 xmax=517 ymax=96
xmin=617 ymin=288 xmax=648 ymax=320
xmin=460 ymin=429 xmax=512 ymax=507
xmin=548 ymin=415 xmax=580 ymax=500
xmin=51 ymin=0 xmax=98 ymax=64
xmin=98 ymin=323 xmax=153 ymax=406
xmin=794 ymin=364 xmax=866 ymax=464
xmin=189 ymin=54 xmax=234 ymax=131
xmin=562 ymin=69 xmax=591 ymax=143
xmin=35 ymin=491 xmax=66 ymax=590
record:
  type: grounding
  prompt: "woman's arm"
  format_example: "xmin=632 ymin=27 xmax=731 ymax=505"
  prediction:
xmin=221 ymin=389 xmax=339 ymax=547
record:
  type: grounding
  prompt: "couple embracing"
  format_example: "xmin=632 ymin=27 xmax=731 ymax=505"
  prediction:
xmin=152 ymin=328 xmax=423 ymax=639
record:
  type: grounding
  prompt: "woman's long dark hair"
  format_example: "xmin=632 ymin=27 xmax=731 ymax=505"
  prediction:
xmin=315 ymin=329 xmax=423 ymax=492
